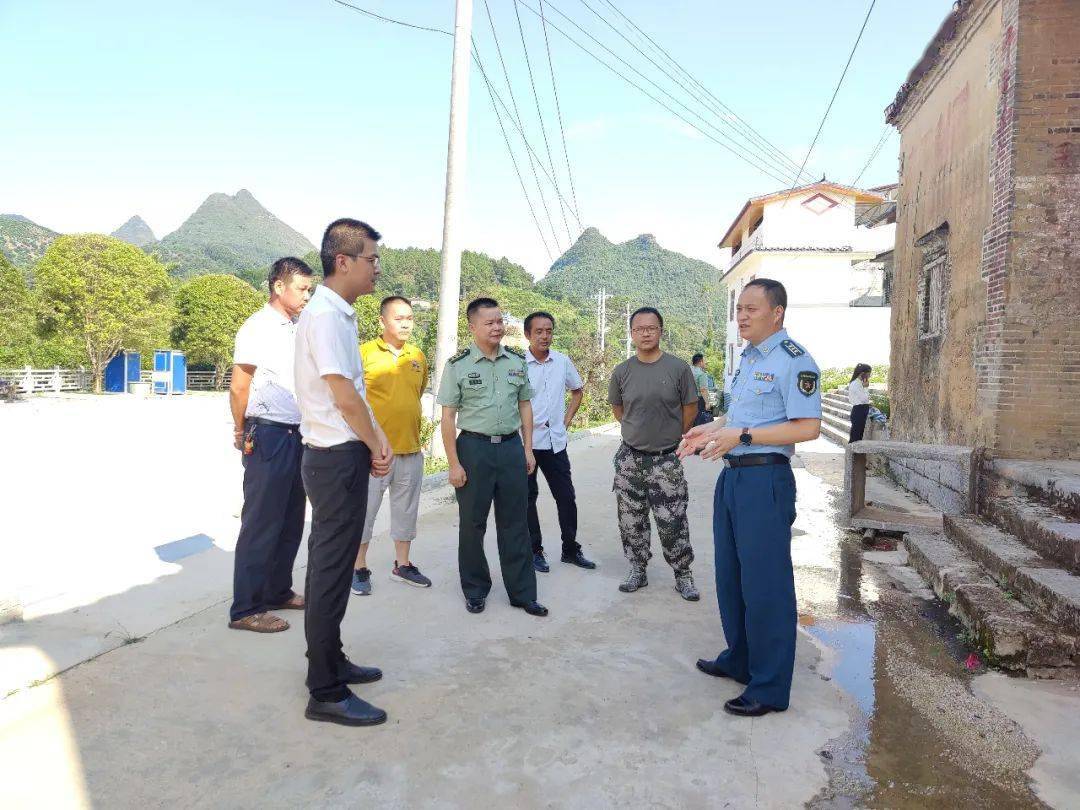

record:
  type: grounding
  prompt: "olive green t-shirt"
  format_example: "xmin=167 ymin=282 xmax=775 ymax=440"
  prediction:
xmin=608 ymin=352 xmax=697 ymax=452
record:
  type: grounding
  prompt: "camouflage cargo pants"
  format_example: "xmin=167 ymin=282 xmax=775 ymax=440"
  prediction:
xmin=613 ymin=443 xmax=694 ymax=574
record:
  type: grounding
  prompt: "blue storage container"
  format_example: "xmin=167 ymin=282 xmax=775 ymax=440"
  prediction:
xmin=153 ymin=350 xmax=187 ymax=395
xmin=104 ymin=351 xmax=141 ymax=393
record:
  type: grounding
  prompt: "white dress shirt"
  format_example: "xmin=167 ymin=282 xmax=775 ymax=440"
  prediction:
xmin=847 ymin=378 xmax=871 ymax=406
xmin=233 ymin=304 xmax=302 ymax=424
xmin=525 ymin=348 xmax=583 ymax=453
xmin=294 ymin=285 xmax=367 ymax=448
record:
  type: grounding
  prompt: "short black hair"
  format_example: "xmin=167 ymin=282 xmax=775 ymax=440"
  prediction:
xmin=466 ymin=297 xmax=500 ymax=321
xmin=691 ymin=353 xmax=704 ymax=365
xmin=629 ymin=306 xmax=663 ymax=329
xmin=744 ymin=278 xmax=787 ymax=311
xmin=320 ymin=218 xmax=382 ymax=276
xmin=524 ymin=311 xmax=555 ymax=334
xmin=267 ymin=257 xmax=314 ymax=295
xmin=380 ymin=295 xmax=411 ymax=315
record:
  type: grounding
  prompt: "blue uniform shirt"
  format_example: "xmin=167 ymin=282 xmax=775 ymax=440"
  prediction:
xmin=726 ymin=328 xmax=822 ymax=457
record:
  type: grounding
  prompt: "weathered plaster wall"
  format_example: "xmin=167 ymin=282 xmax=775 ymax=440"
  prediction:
xmin=890 ymin=0 xmax=1003 ymax=448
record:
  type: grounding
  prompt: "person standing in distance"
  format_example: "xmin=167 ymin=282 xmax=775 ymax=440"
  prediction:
xmin=678 ymin=278 xmax=821 ymax=717
xmin=351 ymin=296 xmax=432 ymax=596
xmin=227 ymin=257 xmax=314 ymax=633
xmin=847 ymin=363 xmax=872 ymax=443
xmin=608 ymin=307 xmax=700 ymax=602
xmin=294 ymin=218 xmax=392 ymax=727
xmin=690 ymin=353 xmax=714 ymax=426
xmin=523 ymin=311 xmax=595 ymax=574
xmin=438 ymin=297 xmax=548 ymax=617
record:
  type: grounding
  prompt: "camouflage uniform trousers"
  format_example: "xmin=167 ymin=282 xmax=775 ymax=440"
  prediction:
xmin=612 ymin=443 xmax=694 ymax=575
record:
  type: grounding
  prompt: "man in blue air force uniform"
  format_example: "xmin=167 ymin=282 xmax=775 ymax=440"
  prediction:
xmin=678 ymin=278 xmax=821 ymax=717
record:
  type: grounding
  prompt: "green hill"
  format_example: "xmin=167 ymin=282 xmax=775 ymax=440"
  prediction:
xmin=111 ymin=215 xmax=156 ymax=247
xmin=538 ymin=227 xmax=724 ymax=333
xmin=151 ymin=189 xmax=315 ymax=277
xmin=0 ymin=214 xmax=59 ymax=269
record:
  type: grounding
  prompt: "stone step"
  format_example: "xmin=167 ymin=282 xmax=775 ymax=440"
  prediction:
xmin=981 ymin=494 xmax=1080 ymax=576
xmin=821 ymin=402 xmax=851 ymax=421
xmin=819 ymin=419 xmax=848 ymax=446
xmin=821 ymin=411 xmax=852 ymax=436
xmin=823 ymin=392 xmax=850 ymax=407
xmin=987 ymin=459 xmax=1080 ymax=521
xmin=944 ymin=515 xmax=1080 ymax=636
xmin=905 ymin=532 xmax=1080 ymax=674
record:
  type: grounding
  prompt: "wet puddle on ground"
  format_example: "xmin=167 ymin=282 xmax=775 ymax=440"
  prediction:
xmin=792 ymin=470 xmax=1046 ymax=809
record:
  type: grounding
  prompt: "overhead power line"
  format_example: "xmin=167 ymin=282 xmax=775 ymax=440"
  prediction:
xmin=516 ymin=0 xmax=801 ymax=187
xmin=787 ymin=0 xmax=878 ymax=198
xmin=538 ymin=0 xmax=583 ymax=225
xmin=851 ymin=124 xmax=892 ymax=187
xmin=330 ymin=0 xmax=451 ymax=35
xmin=587 ymin=0 xmax=809 ymax=180
xmin=481 ymin=0 xmax=565 ymax=254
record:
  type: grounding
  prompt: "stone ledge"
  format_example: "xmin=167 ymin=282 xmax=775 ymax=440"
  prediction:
xmin=849 ymin=440 xmax=976 ymax=463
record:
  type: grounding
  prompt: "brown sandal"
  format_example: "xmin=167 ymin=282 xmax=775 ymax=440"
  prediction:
xmin=228 ymin=612 xmax=289 ymax=633
xmin=271 ymin=593 xmax=305 ymax=611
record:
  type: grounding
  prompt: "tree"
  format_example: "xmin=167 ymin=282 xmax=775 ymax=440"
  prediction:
xmin=35 ymin=234 xmax=173 ymax=392
xmin=171 ymin=274 xmax=264 ymax=388
xmin=0 ymin=253 xmax=35 ymax=366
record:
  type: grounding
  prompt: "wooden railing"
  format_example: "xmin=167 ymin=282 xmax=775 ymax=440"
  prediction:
xmin=0 ymin=367 xmax=93 ymax=393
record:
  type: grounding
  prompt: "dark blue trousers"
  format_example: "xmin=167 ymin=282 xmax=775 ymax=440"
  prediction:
xmin=710 ymin=462 xmax=798 ymax=709
xmin=230 ymin=423 xmax=306 ymax=621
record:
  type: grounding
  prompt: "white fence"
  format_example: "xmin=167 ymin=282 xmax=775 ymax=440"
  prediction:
xmin=1 ymin=367 xmax=232 ymax=393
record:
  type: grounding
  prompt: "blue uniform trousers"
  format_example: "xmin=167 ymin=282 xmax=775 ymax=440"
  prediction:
xmin=230 ymin=422 xmax=306 ymax=621
xmin=711 ymin=462 xmax=798 ymax=710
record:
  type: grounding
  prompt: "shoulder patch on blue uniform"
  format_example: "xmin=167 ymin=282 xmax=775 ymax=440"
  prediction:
xmin=797 ymin=370 xmax=818 ymax=397
xmin=781 ymin=339 xmax=805 ymax=358
xmin=449 ymin=348 xmax=470 ymax=364
xmin=504 ymin=345 xmax=525 ymax=359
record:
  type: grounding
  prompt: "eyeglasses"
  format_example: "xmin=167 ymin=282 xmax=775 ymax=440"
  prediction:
xmin=345 ymin=253 xmax=380 ymax=268
xmin=631 ymin=326 xmax=660 ymax=335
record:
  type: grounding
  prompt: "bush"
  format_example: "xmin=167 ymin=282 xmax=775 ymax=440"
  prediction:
xmin=820 ymin=365 xmax=889 ymax=392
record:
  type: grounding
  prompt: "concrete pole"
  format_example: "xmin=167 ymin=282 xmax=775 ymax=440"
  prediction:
xmin=431 ymin=0 xmax=474 ymax=421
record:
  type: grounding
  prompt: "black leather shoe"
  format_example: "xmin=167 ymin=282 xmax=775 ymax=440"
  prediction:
xmin=305 ymin=694 xmax=387 ymax=726
xmin=465 ymin=597 xmax=486 ymax=614
xmin=533 ymin=552 xmax=550 ymax=573
xmin=341 ymin=660 xmax=382 ymax=685
xmin=723 ymin=696 xmax=784 ymax=717
xmin=560 ymin=549 xmax=597 ymax=569
xmin=696 ymin=659 xmax=734 ymax=680
xmin=510 ymin=600 xmax=549 ymax=617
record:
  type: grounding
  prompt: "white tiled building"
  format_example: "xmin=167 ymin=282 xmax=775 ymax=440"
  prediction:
xmin=717 ymin=180 xmax=896 ymax=391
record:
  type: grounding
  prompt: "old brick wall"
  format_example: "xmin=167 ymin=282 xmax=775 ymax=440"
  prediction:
xmin=889 ymin=0 xmax=1004 ymax=447
xmin=990 ymin=0 xmax=1080 ymax=458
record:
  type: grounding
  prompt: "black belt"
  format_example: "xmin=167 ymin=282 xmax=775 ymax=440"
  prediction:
xmin=304 ymin=440 xmax=364 ymax=453
xmin=723 ymin=453 xmax=790 ymax=467
xmin=460 ymin=430 xmax=519 ymax=444
xmin=248 ymin=417 xmax=300 ymax=430
xmin=623 ymin=442 xmax=678 ymax=457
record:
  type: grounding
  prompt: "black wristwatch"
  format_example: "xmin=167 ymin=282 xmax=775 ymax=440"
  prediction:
xmin=740 ymin=427 xmax=753 ymax=446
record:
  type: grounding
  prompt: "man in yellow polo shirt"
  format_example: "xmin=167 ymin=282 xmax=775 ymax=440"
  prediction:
xmin=352 ymin=296 xmax=431 ymax=595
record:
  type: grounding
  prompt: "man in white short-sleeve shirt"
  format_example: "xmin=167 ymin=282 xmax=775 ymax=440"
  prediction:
xmin=523 ymin=311 xmax=596 ymax=573
xmin=293 ymin=218 xmax=392 ymax=729
xmin=227 ymin=258 xmax=314 ymax=635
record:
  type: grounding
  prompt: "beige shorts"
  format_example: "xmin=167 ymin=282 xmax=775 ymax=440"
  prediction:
xmin=361 ymin=451 xmax=424 ymax=543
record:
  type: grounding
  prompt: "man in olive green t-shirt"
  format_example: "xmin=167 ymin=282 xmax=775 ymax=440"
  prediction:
xmin=608 ymin=307 xmax=699 ymax=602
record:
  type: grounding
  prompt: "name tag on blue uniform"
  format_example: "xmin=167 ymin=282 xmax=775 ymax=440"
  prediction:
xmin=753 ymin=371 xmax=774 ymax=382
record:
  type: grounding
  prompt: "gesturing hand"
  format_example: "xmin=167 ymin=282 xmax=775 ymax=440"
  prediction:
xmin=676 ymin=422 xmax=720 ymax=459
xmin=699 ymin=427 xmax=743 ymax=461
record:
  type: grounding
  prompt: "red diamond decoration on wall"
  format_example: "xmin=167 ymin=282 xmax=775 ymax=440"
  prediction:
xmin=802 ymin=193 xmax=839 ymax=215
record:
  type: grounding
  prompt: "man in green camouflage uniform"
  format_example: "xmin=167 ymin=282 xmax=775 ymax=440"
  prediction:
xmin=608 ymin=307 xmax=700 ymax=601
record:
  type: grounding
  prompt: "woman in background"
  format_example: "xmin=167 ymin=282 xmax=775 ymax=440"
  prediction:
xmin=847 ymin=363 xmax=872 ymax=443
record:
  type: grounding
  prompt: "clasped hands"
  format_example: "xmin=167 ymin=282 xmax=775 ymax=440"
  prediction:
xmin=677 ymin=423 xmax=743 ymax=462
xmin=371 ymin=440 xmax=394 ymax=478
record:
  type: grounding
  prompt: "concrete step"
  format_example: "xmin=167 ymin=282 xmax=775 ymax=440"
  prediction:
xmin=944 ymin=515 xmax=1080 ymax=636
xmin=982 ymin=494 xmax=1080 ymax=576
xmin=823 ymin=393 xmax=850 ymax=408
xmin=819 ymin=419 xmax=848 ymax=446
xmin=905 ymin=532 xmax=1080 ymax=674
xmin=821 ymin=411 xmax=852 ymax=435
xmin=821 ymin=402 xmax=851 ymax=421
xmin=987 ymin=459 xmax=1080 ymax=521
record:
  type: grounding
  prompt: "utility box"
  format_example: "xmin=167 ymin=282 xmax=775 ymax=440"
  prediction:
xmin=104 ymin=351 xmax=141 ymax=394
xmin=153 ymin=350 xmax=187 ymax=395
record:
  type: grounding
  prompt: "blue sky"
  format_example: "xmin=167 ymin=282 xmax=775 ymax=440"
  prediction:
xmin=0 ymin=0 xmax=946 ymax=278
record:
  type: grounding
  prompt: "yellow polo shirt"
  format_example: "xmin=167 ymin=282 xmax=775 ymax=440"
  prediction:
xmin=361 ymin=338 xmax=429 ymax=455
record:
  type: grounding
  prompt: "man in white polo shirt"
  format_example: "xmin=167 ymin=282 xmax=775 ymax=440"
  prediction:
xmin=228 ymin=257 xmax=314 ymax=634
xmin=523 ymin=311 xmax=596 ymax=573
xmin=294 ymin=218 xmax=392 ymax=728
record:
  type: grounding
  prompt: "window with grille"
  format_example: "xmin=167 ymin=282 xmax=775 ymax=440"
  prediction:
xmin=915 ymin=224 xmax=949 ymax=340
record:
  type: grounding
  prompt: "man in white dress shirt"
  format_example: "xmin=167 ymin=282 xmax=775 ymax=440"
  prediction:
xmin=294 ymin=218 xmax=392 ymax=728
xmin=228 ymin=257 xmax=314 ymax=634
xmin=523 ymin=311 xmax=596 ymax=573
